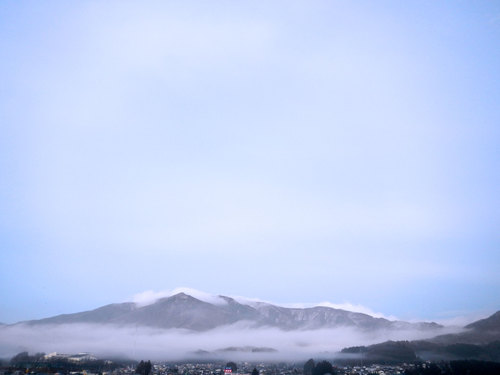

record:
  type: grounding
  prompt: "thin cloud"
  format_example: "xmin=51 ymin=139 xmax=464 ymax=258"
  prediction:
xmin=316 ymin=302 xmax=398 ymax=321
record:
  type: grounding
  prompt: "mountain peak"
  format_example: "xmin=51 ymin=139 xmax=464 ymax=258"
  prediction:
xmin=170 ymin=292 xmax=192 ymax=299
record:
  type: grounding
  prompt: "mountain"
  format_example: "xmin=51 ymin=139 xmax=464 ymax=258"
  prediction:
xmin=431 ymin=310 xmax=500 ymax=345
xmin=4 ymin=292 xmax=498 ymax=362
xmin=341 ymin=339 xmax=500 ymax=364
xmin=466 ymin=311 xmax=500 ymax=332
xmin=340 ymin=339 xmax=500 ymax=364
xmin=339 ymin=311 xmax=500 ymax=364
xmin=18 ymin=292 xmax=441 ymax=332
xmin=340 ymin=340 xmax=417 ymax=364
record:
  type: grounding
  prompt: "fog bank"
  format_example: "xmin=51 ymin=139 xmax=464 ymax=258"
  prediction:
xmin=0 ymin=323 xmax=461 ymax=361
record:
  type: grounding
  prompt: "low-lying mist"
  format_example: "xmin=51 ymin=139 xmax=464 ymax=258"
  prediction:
xmin=0 ymin=323 xmax=461 ymax=361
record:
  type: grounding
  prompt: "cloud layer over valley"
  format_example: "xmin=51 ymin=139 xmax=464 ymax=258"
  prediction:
xmin=0 ymin=322 xmax=460 ymax=361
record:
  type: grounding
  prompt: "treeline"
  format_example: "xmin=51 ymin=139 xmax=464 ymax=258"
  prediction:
xmin=403 ymin=360 xmax=500 ymax=375
xmin=302 ymin=357 xmax=500 ymax=375
xmin=339 ymin=340 xmax=500 ymax=365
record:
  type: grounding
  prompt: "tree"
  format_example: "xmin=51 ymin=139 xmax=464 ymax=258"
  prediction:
xmin=136 ymin=360 xmax=152 ymax=375
xmin=226 ymin=362 xmax=237 ymax=373
xmin=252 ymin=368 xmax=259 ymax=375
xmin=11 ymin=352 xmax=30 ymax=365
xmin=312 ymin=361 xmax=336 ymax=375
xmin=303 ymin=359 xmax=315 ymax=375
xmin=10 ymin=352 xmax=45 ymax=367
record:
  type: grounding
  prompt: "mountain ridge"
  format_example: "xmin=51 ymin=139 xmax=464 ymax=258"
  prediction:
xmin=17 ymin=291 xmax=443 ymax=333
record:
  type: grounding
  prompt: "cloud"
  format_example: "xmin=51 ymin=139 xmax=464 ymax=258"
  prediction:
xmin=0 ymin=323 xmax=457 ymax=361
xmin=433 ymin=309 xmax=498 ymax=327
xmin=315 ymin=302 xmax=398 ymax=321
xmin=229 ymin=295 xmax=275 ymax=307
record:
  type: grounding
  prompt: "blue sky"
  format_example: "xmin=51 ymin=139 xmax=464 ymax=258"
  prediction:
xmin=0 ymin=1 xmax=499 ymax=324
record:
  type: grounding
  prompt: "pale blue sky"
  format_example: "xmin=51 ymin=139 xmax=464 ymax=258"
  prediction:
xmin=1 ymin=1 xmax=499 ymax=324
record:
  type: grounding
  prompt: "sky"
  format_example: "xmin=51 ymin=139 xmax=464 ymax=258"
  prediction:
xmin=0 ymin=1 xmax=499 ymax=325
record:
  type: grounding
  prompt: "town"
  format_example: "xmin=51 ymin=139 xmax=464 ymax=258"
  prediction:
xmin=2 ymin=352 xmax=500 ymax=375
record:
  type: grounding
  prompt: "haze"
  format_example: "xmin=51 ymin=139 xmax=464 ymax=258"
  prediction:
xmin=0 ymin=322 xmax=462 ymax=361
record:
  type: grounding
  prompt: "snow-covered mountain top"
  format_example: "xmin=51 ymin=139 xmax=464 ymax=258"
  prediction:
xmin=131 ymin=287 xmax=394 ymax=319
xmin=132 ymin=287 xmax=229 ymax=307
xmin=17 ymin=287 xmax=451 ymax=333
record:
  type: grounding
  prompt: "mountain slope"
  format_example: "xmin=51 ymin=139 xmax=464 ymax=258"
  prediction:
xmin=25 ymin=302 xmax=138 ymax=325
xmin=466 ymin=311 xmax=500 ymax=332
xmin=339 ymin=311 xmax=500 ymax=364
xmin=431 ymin=311 xmax=500 ymax=345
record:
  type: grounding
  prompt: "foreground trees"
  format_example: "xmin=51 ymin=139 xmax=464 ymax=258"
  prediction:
xmin=303 ymin=359 xmax=315 ymax=375
xmin=135 ymin=360 xmax=152 ymax=375
xmin=226 ymin=362 xmax=237 ymax=373
xmin=304 ymin=359 xmax=337 ymax=375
